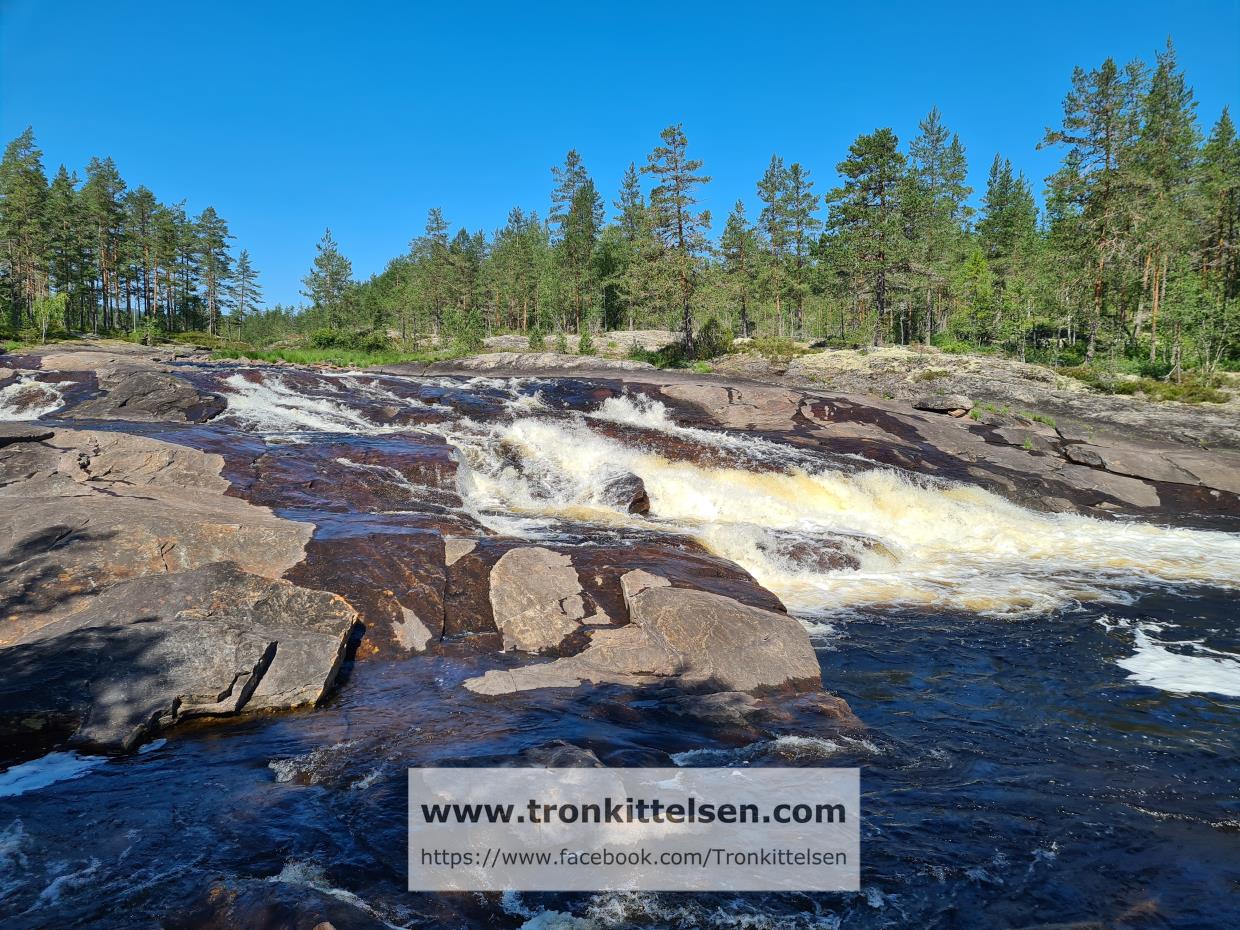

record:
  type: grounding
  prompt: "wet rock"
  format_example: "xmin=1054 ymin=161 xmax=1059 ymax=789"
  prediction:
xmin=69 ymin=368 xmax=225 ymax=423
xmin=520 ymin=740 xmax=605 ymax=767
xmin=598 ymin=471 xmax=650 ymax=514
xmin=912 ymin=393 xmax=973 ymax=414
xmin=284 ymin=530 xmax=446 ymax=658
xmin=0 ymin=562 xmax=357 ymax=753
xmin=0 ymin=429 xmax=312 ymax=641
xmin=488 ymin=546 xmax=602 ymax=652
xmin=167 ymin=877 xmax=393 ymax=930
xmin=241 ymin=434 xmax=460 ymax=514
xmin=466 ymin=570 xmax=821 ymax=696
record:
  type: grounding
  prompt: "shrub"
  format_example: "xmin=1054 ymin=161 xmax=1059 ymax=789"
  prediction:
xmin=694 ymin=317 xmax=733 ymax=360
xmin=751 ymin=336 xmax=800 ymax=365
xmin=554 ymin=331 xmax=568 ymax=353
xmin=578 ymin=329 xmax=595 ymax=356
xmin=528 ymin=327 xmax=546 ymax=350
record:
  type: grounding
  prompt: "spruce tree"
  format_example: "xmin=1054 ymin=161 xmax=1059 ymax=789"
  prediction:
xmin=302 ymin=227 xmax=352 ymax=328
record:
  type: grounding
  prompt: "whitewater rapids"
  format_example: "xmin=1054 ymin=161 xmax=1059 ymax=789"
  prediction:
xmin=217 ymin=372 xmax=1240 ymax=617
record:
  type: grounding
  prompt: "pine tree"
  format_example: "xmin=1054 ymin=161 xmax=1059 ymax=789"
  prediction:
xmin=0 ymin=127 xmax=50 ymax=321
xmin=196 ymin=207 xmax=232 ymax=335
xmin=231 ymin=248 xmax=263 ymax=331
xmin=550 ymin=150 xmax=588 ymax=237
xmin=827 ymin=129 xmax=908 ymax=345
xmin=1132 ymin=39 xmax=1200 ymax=361
xmin=642 ymin=124 xmax=711 ymax=354
xmin=45 ymin=165 xmax=88 ymax=327
xmin=1198 ymin=108 xmax=1240 ymax=368
xmin=907 ymin=108 xmax=971 ymax=341
xmin=783 ymin=163 xmax=820 ymax=338
xmin=558 ymin=174 xmax=602 ymax=332
xmin=81 ymin=156 xmax=127 ymax=332
xmin=124 ymin=185 xmax=158 ymax=329
xmin=1041 ymin=56 xmax=1146 ymax=359
xmin=757 ymin=155 xmax=790 ymax=334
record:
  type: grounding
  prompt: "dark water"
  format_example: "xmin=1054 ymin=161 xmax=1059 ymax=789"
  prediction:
xmin=1 ymin=368 xmax=1238 ymax=929
xmin=2 ymin=595 xmax=1236 ymax=929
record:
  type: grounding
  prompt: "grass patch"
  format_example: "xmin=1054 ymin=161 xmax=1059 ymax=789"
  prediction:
xmin=690 ymin=360 xmax=713 ymax=374
xmin=914 ymin=368 xmax=951 ymax=381
xmin=212 ymin=345 xmax=462 ymax=368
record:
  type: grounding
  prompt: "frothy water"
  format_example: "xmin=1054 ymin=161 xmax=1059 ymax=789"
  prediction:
xmin=214 ymin=370 xmax=1240 ymax=618
xmin=444 ymin=397 xmax=1240 ymax=616
xmin=1102 ymin=616 xmax=1240 ymax=697
xmin=0 ymin=753 xmax=107 ymax=799
xmin=0 ymin=375 xmax=67 ymax=421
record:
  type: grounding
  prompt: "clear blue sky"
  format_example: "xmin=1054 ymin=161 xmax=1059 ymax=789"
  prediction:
xmin=2 ymin=0 xmax=1238 ymax=306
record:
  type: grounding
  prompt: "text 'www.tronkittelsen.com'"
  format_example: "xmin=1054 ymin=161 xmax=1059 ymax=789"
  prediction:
xmin=408 ymin=767 xmax=859 ymax=891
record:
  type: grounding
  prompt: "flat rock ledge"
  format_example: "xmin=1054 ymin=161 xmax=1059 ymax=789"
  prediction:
xmin=0 ymin=562 xmax=357 ymax=753
xmin=465 ymin=569 xmax=822 ymax=696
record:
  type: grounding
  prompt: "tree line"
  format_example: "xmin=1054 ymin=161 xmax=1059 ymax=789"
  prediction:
xmin=3 ymin=40 xmax=1237 ymax=372
xmin=0 ymin=131 xmax=260 ymax=339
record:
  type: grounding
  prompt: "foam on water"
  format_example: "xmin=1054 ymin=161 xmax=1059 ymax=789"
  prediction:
xmin=1102 ymin=617 xmax=1240 ymax=697
xmin=0 ymin=752 xmax=107 ymax=798
xmin=214 ymin=374 xmax=1240 ymax=619
xmin=0 ymin=375 xmax=67 ymax=421
xmin=442 ymin=404 xmax=1240 ymax=616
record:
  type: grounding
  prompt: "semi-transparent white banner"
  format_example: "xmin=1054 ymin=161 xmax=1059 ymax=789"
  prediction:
xmin=408 ymin=766 xmax=859 ymax=891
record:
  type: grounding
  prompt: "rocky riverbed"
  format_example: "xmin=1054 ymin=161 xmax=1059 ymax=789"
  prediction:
xmin=1 ymin=342 xmax=1238 ymax=929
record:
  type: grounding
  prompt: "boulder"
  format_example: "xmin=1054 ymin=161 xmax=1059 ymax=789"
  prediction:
xmin=487 ymin=546 xmax=598 ymax=652
xmin=1063 ymin=444 xmax=1105 ymax=468
xmin=598 ymin=471 xmax=650 ymax=514
xmin=0 ymin=562 xmax=357 ymax=753
xmin=912 ymin=393 xmax=973 ymax=414
xmin=69 ymin=368 xmax=225 ymax=423
xmin=466 ymin=571 xmax=821 ymax=696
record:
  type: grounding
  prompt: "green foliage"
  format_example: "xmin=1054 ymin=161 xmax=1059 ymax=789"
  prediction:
xmin=694 ymin=316 xmax=733 ymax=359
xmin=577 ymin=329 xmax=595 ymax=355
xmin=554 ymin=330 xmax=568 ymax=353
xmin=751 ymin=335 xmax=802 ymax=365
xmin=528 ymin=327 xmax=546 ymax=350
xmin=310 ymin=326 xmax=392 ymax=352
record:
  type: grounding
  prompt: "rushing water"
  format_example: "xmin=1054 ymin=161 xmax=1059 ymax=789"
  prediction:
xmin=2 ymin=367 xmax=1238 ymax=929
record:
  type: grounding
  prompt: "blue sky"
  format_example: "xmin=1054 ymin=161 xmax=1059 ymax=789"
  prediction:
xmin=2 ymin=0 xmax=1238 ymax=306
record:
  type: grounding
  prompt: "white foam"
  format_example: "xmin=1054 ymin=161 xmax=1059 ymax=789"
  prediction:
xmin=0 ymin=752 xmax=107 ymax=798
xmin=437 ymin=403 xmax=1240 ymax=616
xmin=0 ymin=375 xmax=67 ymax=421
xmin=1116 ymin=622 xmax=1240 ymax=697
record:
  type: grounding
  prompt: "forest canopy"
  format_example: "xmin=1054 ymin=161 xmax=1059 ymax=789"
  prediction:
xmin=2 ymin=40 xmax=1236 ymax=373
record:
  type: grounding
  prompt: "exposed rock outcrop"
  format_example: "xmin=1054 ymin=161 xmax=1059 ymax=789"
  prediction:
xmin=465 ymin=569 xmax=821 ymax=696
xmin=0 ymin=427 xmax=312 ymax=641
xmin=487 ymin=546 xmax=604 ymax=652
xmin=0 ymin=562 xmax=357 ymax=753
